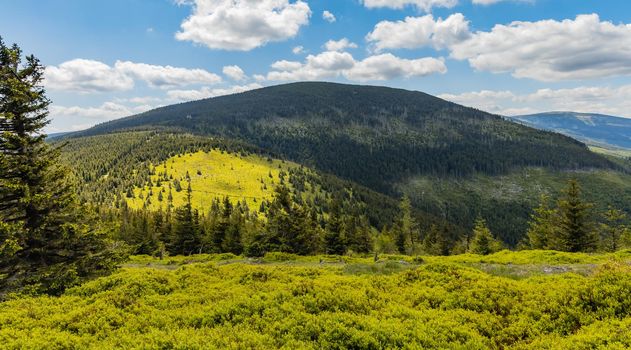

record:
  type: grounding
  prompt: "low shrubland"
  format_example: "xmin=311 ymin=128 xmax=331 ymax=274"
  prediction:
xmin=2 ymin=250 xmax=631 ymax=349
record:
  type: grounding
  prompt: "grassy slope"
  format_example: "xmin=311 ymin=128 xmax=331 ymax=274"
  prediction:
xmin=399 ymin=168 xmax=631 ymax=245
xmin=126 ymin=150 xmax=305 ymax=211
xmin=2 ymin=251 xmax=631 ymax=349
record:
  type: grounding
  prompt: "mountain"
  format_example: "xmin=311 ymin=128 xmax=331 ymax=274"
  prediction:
xmin=62 ymin=82 xmax=631 ymax=245
xmin=74 ymin=82 xmax=617 ymax=193
xmin=510 ymin=112 xmax=631 ymax=150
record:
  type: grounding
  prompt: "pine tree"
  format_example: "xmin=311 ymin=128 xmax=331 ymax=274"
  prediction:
xmin=0 ymin=38 xmax=125 ymax=296
xmin=392 ymin=196 xmax=417 ymax=254
xmin=599 ymin=207 xmax=629 ymax=252
xmin=422 ymin=224 xmax=450 ymax=256
xmin=171 ymin=181 xmax=200 ymax=254
xmin=324 ymin=200 xmax=346 ymax=255
xmin=524 ymin=194 xmax=559 ymax=250
xmin=468 ymin=218 xmax=501 ymax=255
xmin=557 ymin=180 xmax=596 ymax=252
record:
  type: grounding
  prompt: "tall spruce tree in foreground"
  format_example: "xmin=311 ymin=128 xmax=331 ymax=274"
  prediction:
xmin=0 ymin=38 xmax=126 ymax=296
xmin=557 ymin=179 xmax=596 ymax=252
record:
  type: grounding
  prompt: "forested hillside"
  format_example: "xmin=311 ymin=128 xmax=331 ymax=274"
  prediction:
xmin=60 ymin=82 xmax=631 ymax=246
xmin=73 ymin=82 xmax=618 ymax=194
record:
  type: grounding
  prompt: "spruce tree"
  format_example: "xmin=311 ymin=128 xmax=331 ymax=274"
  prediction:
xmin=557 ymin=180 xmax=596 ymax=252
xmin=468 ymin=218 xmax=501 ymax=255
xmin=0 ymin=38 xmax=125 ymax=296
xmin=392 ymin=196 xmax=417 ymax=254
xmin=599 ymin=207 xmax=628 ymax=252
xmin=171 ymin=181 xmax=200 ymax=254
xmin=525 ymin=194 xmax=559 ymax=250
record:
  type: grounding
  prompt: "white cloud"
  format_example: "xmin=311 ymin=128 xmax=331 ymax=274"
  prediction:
xmin=361 ymin=0 xmax=458 ymax=12
xmin=367 ymin=14 xmax=470 ymax=51
xmin=115 ymin=61 xmax=221 ymax=88
xmin=45 ymin=59 xmax=134 ymax=93
xmin=346 ymin=54 xmax=446 ymax=81
xmin=450 ymin=14 xmax=631 ymax=81
xmin=271 ymin=60 xmax=304 ymax=71
xmin=267 ymin=51 xmax=446 ymax=81
xmin=167 ymin=83 xmax=263 ymax=102
xmin=322 ymin=10 xmax=336 ymax=23
xmin=175 ymin=0 xmax=311 ymax=51
xmin=292 ymin=46 xmax=305 ymax=54
xmin=50 ymin=102 xmax=153 ymax=122
xmin=439 ymin=85 xmax=631 ymax=118
xmin=45 ymin=59 xmax=222 ymax=92
xmin=223 ymin=65 xmax=246 ymax=81
xmin=324 ymin=38 xmax=358 ymax=52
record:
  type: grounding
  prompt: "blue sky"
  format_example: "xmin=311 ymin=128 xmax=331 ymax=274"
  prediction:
xmin=2 ymin=0 xmax=631 ymax=132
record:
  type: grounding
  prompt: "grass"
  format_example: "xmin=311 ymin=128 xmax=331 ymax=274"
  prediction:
xmin=126 ymin=150 xmax=298 ymax=211
xmin=2 ymin=250 xmax=631 ymax=349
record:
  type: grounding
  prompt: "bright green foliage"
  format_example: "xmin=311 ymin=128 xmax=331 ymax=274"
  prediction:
xmin=557 ymin=179 xmax=597 ymax=252
xmin=2 ymin=252 xmax=631 ymax=349
xmin=0 ymin=38 xmax=126 ymax=297
xmin=469 ymin=218 xmax=502 ymax=255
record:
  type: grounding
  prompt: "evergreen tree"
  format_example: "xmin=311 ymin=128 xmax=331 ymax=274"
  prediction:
xmin=392 ymin=196 xmax=417 ymax=254
xmin=599 ymin=207 xmax=629 ymax=252
xmin=524 ymin=194 xmax=559 ymax=250
xmin=171 ymin=181 xmax=200 ymax=254
xmin=557 ymin=180 xmax=596 ymax=252
xmin=422 ymin=224 xmax=450 ymax=256
xmin=324 ymin=200 xmax=347 ymax=255
xmin=0 ymin=38 xmax=125 ymax=296
xmin=468 ymin=218 xmax=501 ymax=255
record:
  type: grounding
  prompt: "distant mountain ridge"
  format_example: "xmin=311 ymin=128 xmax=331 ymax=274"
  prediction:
xmin=510 ymin=112 xmax=631 ymax=150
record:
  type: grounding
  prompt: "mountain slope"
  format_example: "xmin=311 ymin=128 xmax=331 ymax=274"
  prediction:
xmin=74 ymin=82 xmax=617 ymax=194
xmin=510 ymin=112 xmax=631 ymax=150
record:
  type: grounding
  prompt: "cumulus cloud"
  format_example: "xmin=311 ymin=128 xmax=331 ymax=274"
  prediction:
xmin=115 ymin=61 xmax=222 ymax=88
xmin=45 ymin=59 xmax=134 ymax=93
xmin=292 ymin=46 xmax=305 ymax=54
xmin=223 ymin=65 xmax=246 ymax=81
xmin=175 ymin=0 xmax=311 ymax=51
xmin=450 ymin=14 xmax=631 ymax=81
xmin=167 ymin=83 xmax=263 ymax=102
xmin=324 ymin=38 xmax=358 ymax=52
xmin=322 ymin=10 xmax=336 ymax=23
xmin=366 ymin=14 xmax=470 ymax=51
xmin=50 ymin=102 xmax=153 ymax=122
xmin=439 ymin=85 xmax=631 ymax=117
xmin=361 ymin=0 xmax=458 ymax=12
xmin=267 ymin=50 xmax=446 ymax=82
xmin=345 ymin=54 xmax=447 ymax=81
xmin=45 ymin=59 xmax=221 ymax=92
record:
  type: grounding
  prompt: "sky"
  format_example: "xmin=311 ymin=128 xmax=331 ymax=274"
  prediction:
xmin=2 ymin=0 xmax=631 ymax=132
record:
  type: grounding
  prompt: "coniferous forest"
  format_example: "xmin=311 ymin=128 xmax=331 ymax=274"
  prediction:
xmin=4 ymin=36 xmax=631 ymax=349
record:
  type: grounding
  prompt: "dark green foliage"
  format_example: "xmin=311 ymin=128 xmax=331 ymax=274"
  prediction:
xmin=524 ymin=194 xmax=559 ymax=250
xmin=599 ymin=208 xmax=630 ymax=252
xmin=78 ymin=83 xmax=617 ymax=197
xmin=468 ymin=218 xmax=502 ymax=255
xmin=0 ymin=38 xmax=125 ymax=296
xmin=391 ymin=196 xmax=418 ymax=254
xmin=557 ymin=180 xmax=597 ymax=252
xmin=170 ymin=182 xmax=201 ymax=255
